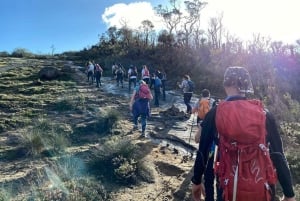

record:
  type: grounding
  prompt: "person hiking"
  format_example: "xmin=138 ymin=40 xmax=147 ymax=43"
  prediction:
xmin=115 ymin=65 xmax=124 ymax=88
xmin=94 ymin=63 xmax=103 ymax=87
xmin=111 ymin=63 xmax=117 ymax=80
xmin=192 ymin=89 xmax=217 ymax=201
xmin=129 ymin=80 xmax=153 ymax=137
xmin=178 ymin=74 xmax=194 ymax=114
xmin=191 ymin=66 xmax=296 ymax=201
xmin=141 ymin=65 xmax=150 ymax=84
xmin=86 ymin=61 xmax=94 ymax=85
xmin=153 ymin=73 xmax=162 ymax=107
xmin=128 ymin=65 xmax=137 ymax=92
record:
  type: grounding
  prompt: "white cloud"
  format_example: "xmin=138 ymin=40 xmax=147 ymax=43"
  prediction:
xmin=202 ymin=0 xmax=300 ymax=43
xmin=102 ymin=2 xmax=164 ymax=31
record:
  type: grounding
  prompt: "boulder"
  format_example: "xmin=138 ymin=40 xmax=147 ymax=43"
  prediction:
xmin=38 ymin=66 xmax=60 ymax=80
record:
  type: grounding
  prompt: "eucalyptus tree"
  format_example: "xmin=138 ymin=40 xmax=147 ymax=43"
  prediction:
xmin=155 ymin=0 xmax=182 ymax=35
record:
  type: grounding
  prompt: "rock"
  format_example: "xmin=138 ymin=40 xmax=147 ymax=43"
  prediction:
xmin=38 ymin=66 xmax=60 ymax=80
xmin=61 ymin=64 xmax=75 ymax=73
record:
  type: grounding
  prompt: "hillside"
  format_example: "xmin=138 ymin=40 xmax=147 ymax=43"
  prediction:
xmin=0 ymin=57 xmax=299 ymax=200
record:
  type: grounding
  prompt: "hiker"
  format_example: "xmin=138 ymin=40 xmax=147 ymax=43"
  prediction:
xmin=86 ymin=61 xmax=94 ymax=84
xmin=191 ymin=66 xmax=296 ymax=201
xmin=94 ymin=63 xmax=103 ymax=87
xmin=192 ymin=89 xmax=217 ymax=201
xmin=111 ymin=63 xmax=117 ymax=80
xmin=178 ymin=75 xmax=194 ymax=114
xmin=153 ymin=73 xmax=162 ymax=107
xmin=129 ymin=80 xmax=153 ymax=137
xmin=115 ymin=65 xmax=124 ymax=88
xmin=141 ymin=65 xmax=150 ymax=84
xmin=128 ymin=65 xmax=137 ymax=92
xmin=193 ymin=89 xmax=216 ymax=125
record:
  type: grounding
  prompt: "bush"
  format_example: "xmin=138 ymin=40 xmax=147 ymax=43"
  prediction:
xmin=89 ymin=137 xmax=154 ymax=185
xmin=20 ymin=118 xmax=70 ymax=157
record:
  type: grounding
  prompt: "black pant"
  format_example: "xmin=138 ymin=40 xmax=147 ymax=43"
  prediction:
xmin=183 ymin=93 xmax=192 ymax=113
xmin=129 ymin=78 xmax=137 ymax=91
xmin=154 ymin=87 xmax=160 ymax=107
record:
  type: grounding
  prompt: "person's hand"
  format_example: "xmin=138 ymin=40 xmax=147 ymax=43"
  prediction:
xmin=281 ymin=196 xmax=296 ymax=201
xmin=192 ymin=183 xmax=205 ymax=201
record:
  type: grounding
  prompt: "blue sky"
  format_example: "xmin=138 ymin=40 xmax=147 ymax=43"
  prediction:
xmin=0 ymin=0 xmax=167 ymax=54
xmin=1 ymin=0 xmax=299 ymax=54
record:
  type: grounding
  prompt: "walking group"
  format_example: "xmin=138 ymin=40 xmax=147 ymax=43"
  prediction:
xmin=86 ymin=62 xmax=296 ymax=201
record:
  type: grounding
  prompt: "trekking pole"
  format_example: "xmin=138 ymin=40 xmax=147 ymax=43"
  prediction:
xmin=188 ymin=113 xmax=196 ymax=144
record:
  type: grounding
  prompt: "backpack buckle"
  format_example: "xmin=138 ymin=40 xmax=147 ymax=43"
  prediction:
xmin=224 ymin=178 xmax=229 ymax=185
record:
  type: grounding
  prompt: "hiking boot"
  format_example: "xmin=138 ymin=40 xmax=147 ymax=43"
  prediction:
xmin=141 ymin=130 xmax=145 ymax=137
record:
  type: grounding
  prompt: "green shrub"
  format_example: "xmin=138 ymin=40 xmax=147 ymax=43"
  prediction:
xmin=20 ymin=119 xmax=70 ymax=157
xmin=89 ymin=137 xmax=154 ymax=185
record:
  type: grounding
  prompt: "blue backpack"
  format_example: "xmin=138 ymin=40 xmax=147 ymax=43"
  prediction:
xmin=187 ymin=80 xmax=194 ymax=92
xmin=154 ymin=77 xmax=162 ymax=87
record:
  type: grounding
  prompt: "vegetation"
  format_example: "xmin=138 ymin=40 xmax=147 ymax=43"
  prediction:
xmin=0 ymin=0 xmax=299 ymax=199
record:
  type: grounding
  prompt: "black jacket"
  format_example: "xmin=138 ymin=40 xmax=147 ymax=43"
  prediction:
xmin=191 ymin=96 xmax=295 ymax=198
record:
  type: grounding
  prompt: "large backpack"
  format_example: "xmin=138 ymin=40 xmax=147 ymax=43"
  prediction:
xmin=215 ymin=100 xmax=277 ymax=201
xmin=138 ymin=84 xmax=151 ymax=99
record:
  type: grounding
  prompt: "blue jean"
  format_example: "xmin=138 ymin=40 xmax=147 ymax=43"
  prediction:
xmin=133 ymin=114 xmax=146 ymax=132
xmin=132 ymin=99 xmax=150 ymax=132
xmin=183 ymin=92 xmax=192 ymax=113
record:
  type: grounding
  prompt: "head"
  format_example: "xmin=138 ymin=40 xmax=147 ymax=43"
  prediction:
xmin=223 ymin=66 xmax=254 ymax=96
xmin=201 ymin=89 xmax=210 ymax=98
xmin=139 ymin=80 xmax=146 ymax=85
xmin=183 ymin=75 xmax=190 ymax=80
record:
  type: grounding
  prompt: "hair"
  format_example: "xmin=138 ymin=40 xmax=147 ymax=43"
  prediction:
xmin=223 ymin=66 xmax=254 ymax=94
xmin=201 ymin=89 xmax=210 ymax=98
xmin=183 ymin=75 xmax=190 ymax=80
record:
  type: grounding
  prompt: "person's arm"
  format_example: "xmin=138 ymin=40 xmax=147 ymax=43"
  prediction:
xmin=266 ymin=112 xmax=295 ymax=199
xmin=129 ymin=90 xmax=137 ymax=111
xmin=191 ymin=108 xmax=217 ymax=184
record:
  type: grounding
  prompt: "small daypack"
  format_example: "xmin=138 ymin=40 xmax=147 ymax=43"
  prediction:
xmin=138 ymin=84 xmax=151 ymax=99
xmin=215 ymin=100 xmax=277 ymax=201
xmin=154 ymin=77 xmax=162 ymax=88
xmin=198 ymin=99 xmax=210 ymax=119
xmin=187 ymin=80 xmax=194 ymax=92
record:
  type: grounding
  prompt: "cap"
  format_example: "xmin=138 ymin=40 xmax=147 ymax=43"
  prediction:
xmin=223 ymin=66 xmax=254 ymax=94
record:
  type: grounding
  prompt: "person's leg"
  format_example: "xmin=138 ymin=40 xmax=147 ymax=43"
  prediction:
xmin=133 ymin=115 xmax=138 ymax=129
xmin=121 ymin=77 xmax=123 ymax=88
xmin=183 ymin=93 xmax=189 ymax=113
xmin=186 ymin=93 xmax=192 ymax=113
xmin=204 ymin=155 xmax=215 ymax=201
xmin=96 ymin=77 xmax=99 ymax=87
xmin=129 ymin=78 xmax=132 ymax=91
xmin=140 ymin=114 xmax=147 ymax=136
xmin=99 ymin=74 xmax=102 ymax=86
xmin=162 ymin=80 xmax=166 ymax=101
